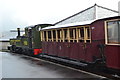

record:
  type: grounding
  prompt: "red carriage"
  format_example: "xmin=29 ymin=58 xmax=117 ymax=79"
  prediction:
xmin=41 ymin=16 xmax=120 ymax=71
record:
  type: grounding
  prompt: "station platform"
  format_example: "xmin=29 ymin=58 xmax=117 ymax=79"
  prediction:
xmin=0 ymin=52 xmax=106 ymax=79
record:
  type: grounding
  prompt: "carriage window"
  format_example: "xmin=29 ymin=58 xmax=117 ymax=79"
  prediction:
xmin=80 ymin=27 xmax=84 ymax=39
xmin=69 ymin=28 xmax=77 ymax=42
xmin=63 ymin=29 xmax=68 ymax=42
xmin=57 ymin=30 xmax=60 ymax=39
xmin=78 ymin=27 xmax=84 ymax=40
xmin=70 ymin=28 xmax=76 ymax=39
xmin=86 ymin=27 xmax=90 ymax=39
xmin=57 ymin=29 xmax=62 ymax=42
xmin=118 ymin=20 xmax=120 ymax=44
xmin=42 ymin=26 xmax=91 ymax=43
xmin=44 ymin=31 xmax=46 ymax=41
xmin=78 ymin=26 xmax=91 ymax=43
xmin=70 ymin=28 xmax=73 ymax=39
xmin=53 ymin=30 xmax=56 ymax=41
xmin=64 ymin=29 xmax=67 ymax=39
xmin=107 ymin=20 xmax=120 ymax=44
xmin=48 ymin=31 xmax=52 ymax=41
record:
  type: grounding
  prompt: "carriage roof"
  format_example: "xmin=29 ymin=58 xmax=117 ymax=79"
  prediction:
xmin=42 ymin=20 xmax=94 ymax=30
xmin=42 ymin=16 xmax=119 ymax=30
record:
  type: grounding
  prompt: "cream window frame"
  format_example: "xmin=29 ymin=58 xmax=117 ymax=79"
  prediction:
xmin=105 ymin=19 xmax=120 ymax=45
xmin=41 ymin=26 xmax=91 ymax=43
xmin=77 ymin=26 xmax=91 ymax=43
xmin=69 ymin=28 xmax=77 ymax=42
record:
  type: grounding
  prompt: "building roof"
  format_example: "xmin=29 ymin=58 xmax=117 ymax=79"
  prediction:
xmin=54 ymin=4 xmax=118 ymax=25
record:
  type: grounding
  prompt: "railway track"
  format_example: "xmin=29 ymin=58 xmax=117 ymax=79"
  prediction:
xmin=10 ymin=53 xmax=120 ymax=80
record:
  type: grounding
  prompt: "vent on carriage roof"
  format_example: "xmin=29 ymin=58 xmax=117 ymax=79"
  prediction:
xmin=54 ymin=4 xmax=118 ymax=25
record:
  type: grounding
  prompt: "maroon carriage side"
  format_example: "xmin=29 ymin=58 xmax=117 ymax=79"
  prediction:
xmin=41 ymin=16 xmax=120 ymax=71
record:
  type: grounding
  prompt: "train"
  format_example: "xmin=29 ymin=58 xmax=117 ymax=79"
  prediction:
xmin=8 ymin=24 xmax=53 ymax=56
xmin=8 ymin=16 xmax=120 ymax=74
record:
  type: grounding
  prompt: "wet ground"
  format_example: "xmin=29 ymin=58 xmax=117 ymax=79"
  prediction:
xmin=0 ymin=52 xmax=105 ymax=79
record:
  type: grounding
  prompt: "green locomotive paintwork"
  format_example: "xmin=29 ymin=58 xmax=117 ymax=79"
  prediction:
xmin=9 ymin=24 xmax=53 ymax=55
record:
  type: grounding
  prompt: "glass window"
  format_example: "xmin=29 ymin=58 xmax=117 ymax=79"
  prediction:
xmin=78 ymin=27 xmax=84 ymax=39
xmin=48 ymin=31 xmax=51 ymax=39
xmin=107 ymin=20 xmax=119 ymax=44
xmin=69 ymin=28 xmax=76 ymax=39
xmin=44 ymin=31 xmax=46 ymax=41
xmin=86 ymin=27 xmax=90 ymax=39
xmin=57 ymin=30 xmax=61 ymax=39
xmin=118 ymin=21 xmax=120 ymax=43
xmin=64 ymin=29 xmax=67 ymax=39
xmin=70 ymin=28 xmax=73 ymax=39
xmin=80 ymin=27 xmax=84 ymax=39
xmin=53 ymin=30 xmax=56 ymax=39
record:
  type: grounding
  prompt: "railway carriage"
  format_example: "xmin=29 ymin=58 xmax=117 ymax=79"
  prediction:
xmin=41 ymin=16 xmax=120 ymax=71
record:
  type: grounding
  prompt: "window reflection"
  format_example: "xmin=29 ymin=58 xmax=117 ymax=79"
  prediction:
xmin=118 ymin=21 xmax=120 ymax=44
xmin=107 ymin=20 xmax=119 ymax=44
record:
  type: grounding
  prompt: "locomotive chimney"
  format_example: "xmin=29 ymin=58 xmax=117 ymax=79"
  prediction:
xmin=17 ymin=28 xmax=20 ymax=37
xmin=118 ymin=1 xmax=120 ymax=16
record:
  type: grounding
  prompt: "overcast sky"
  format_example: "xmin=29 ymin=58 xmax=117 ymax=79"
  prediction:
xmin=0 ymin=0 xmax=120 ymax=32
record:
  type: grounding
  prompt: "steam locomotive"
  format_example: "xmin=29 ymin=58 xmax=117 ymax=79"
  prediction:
xmin=8 ymin=24 xmax=53 ymax=56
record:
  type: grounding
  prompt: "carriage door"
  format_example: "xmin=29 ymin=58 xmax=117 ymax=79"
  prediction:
xmin=105 ymin=20 xmax=120 ymax=69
